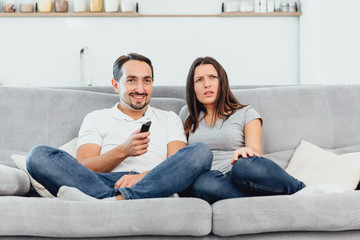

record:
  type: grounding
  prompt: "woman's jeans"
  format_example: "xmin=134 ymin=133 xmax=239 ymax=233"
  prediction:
xmin=26 ymin=142 xmax=213 ymax=200
xmin=192 ymin=156 xmax=306 ymax=204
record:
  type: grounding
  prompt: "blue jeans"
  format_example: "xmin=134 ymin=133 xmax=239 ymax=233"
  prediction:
xmin=192 ymin=156 xmax=306 ymax=204
xmin=26 ymin=142 xmax=213 ymax=200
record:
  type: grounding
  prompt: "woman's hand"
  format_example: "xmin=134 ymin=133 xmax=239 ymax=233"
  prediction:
xmin=114 ymin=171 xmax=148 ymax=188
xmin=231 ymin=147 xmax=260 ymax=165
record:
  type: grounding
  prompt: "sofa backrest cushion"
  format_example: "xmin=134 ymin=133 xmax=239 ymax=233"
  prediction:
xmin=232 ymin=85 xmax=360 ymax=168
xmin=0 ymin=87 xmax=185 ymax=152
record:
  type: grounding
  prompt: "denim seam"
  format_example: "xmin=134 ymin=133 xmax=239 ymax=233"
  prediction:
xmin=118 ymin=188 xmax=131 ymax=200
xmin=246 ymin=181 xmax=285 ymax=194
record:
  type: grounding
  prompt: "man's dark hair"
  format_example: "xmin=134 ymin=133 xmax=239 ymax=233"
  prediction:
xmin=113 ymin=53 xmax=154 ymax=81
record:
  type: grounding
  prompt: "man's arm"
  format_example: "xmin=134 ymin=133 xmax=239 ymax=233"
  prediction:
xmin=77 ymin=131 xmax=150 ymax=173
xmin=167 ymin=140 xmax=187 ymax=158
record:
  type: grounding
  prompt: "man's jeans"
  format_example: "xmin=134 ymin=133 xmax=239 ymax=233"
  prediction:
xmin=192 ymin=156 xmax=306 ymax=204
xmin=26 ymin=142 xmax=213 ymax=200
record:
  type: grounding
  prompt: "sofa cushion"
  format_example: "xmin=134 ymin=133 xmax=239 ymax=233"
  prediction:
xmin=11 ymin=138 xmax=78 ymax=198
xmin=0 ymin=149 xmax=27 ymax=168
xmin=232 ymin=85 xmax=360 ymax=168
xmin=285 ymin=140 xmax=360 ymax=191
xmin=0 ymin=197 xmax=212 ymax=237
xmin=0 ymin=164 xmax=30 ymax=196
xmin=212 ymin=191 xmax=360 ymax=236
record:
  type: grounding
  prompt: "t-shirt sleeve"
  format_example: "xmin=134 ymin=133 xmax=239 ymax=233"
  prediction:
xmin=166 ymin=111 xmax=187 ymax=144
xmin=178 ymin=105 xmax=189 ymax=125
xmin=243 ymin=106 xmax=262 ymax=126
xmin=77 ymin=113 xmax=103 ymax=148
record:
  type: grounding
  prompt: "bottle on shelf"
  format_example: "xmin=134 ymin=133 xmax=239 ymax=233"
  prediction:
xmin=73 ymin=0 xmax=86 ymax=12
xmin=259 ymin=0 xmax=267 ymax=12
xmin=38 ymin=0 xmax=52 ymax=12
xmin=267 ymin=0 xmax=275 ymax=12
xmin=223 ymin=0 xmax=238 ymax=12
xmin=238 ymin=0 xmax=253 ymax=12
xmin=54 ymin=0 xmax=68 ymax=12
xmin=254 ymin=0 xmax=260 ymax=12
xmin=120 ymin=0 xmax=134 ymax=12
xmin=2 ymin=0 xmax=17 ymax=12
xmin=89 ymin=0 xmax=103 ymax=12
xmin=104 ymin=0 xmax=119 ymax=12
xmin=20 ymin=0 xmax=34 ymax=12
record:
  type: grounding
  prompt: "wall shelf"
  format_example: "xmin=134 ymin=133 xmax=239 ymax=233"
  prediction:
xmin=0 ymin=12 xmax=301 ymax=17
xmin=219 ymin=12 xmax=302 ymax=17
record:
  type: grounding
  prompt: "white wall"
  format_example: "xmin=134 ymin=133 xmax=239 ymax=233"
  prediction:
xmin=0 ymin=0 xmax=300 ymax=87
xmin=300 ymin=0 xmax=360 ymax=84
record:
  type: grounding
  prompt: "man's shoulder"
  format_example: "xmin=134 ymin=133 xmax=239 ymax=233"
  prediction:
xmin=150 ymin=106 xmax=178 ymax=117
xmin=86 ymin=106 xmax=114 ymax=119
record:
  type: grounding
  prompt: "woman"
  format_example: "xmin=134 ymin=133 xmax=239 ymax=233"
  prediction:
xmin=179 ymin=57 xmax=305 ymax=204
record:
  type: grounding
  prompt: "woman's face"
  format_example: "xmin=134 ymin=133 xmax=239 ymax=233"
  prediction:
xmin=193 ymin=64 xmax=220 ymax=109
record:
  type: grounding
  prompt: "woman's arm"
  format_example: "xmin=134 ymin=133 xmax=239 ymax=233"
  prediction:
xmin=231 ymin=118 xmax=262 ymax=164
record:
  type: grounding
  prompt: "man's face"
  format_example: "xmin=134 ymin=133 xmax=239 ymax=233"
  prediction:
xmin=118 ymin=60 xmax=153 ymax=112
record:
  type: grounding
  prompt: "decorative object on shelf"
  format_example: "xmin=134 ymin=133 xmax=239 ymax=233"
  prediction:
xmin=54 ymin=0 xmax=68 ymax=12
xmin=2 ymin=0 xmax=17 ymax=12
xmin=38 ymin=0 xmax=52 ymax=12
xmin=120 ymin=0 xmax=134 ymax=12
xmin=254 ymin=0 xmax=260 ymax=12
xmin=73 ymin=0 xmax=86 ymax=12
xmin=274 ymin=0 xmax=281 ymax=12
xmin=224 ymin=0 xmax=238 ymax=12
xmin=20 ymin=0 xmax=34 ymax=12
xmin=259 ymin=0 xmax=267 ymax=12
xmin=89 ymin=0 xmax=103 ymax=12
xmin=104 ymin=0 xmax=119 ymax=12
xmin=238 ymin=0 xmax=253 ymax=12
xmin=267 ymin=0 xmax=275 ymax=12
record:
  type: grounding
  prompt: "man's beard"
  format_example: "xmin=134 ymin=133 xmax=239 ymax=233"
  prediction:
xmin=121 ymin=93 xmax=149 ymax=110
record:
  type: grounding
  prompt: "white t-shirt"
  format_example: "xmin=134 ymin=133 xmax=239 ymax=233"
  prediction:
xmin=78 ymin=103 xmax=187 ymax=173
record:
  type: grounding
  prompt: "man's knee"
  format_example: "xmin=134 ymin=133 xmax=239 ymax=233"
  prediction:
xmin=26 ymin=145 xmax=56 ymax=172
xmin=187 ymin=142 xmax=213 ymax=168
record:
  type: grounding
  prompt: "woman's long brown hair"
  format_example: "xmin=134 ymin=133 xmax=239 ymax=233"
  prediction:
xmin=184 ymin=57 xmax=247 ymax=138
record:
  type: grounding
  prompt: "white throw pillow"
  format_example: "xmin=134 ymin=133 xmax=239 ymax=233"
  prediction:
xmin=285 ymin=140 xmax=360 ymax=191
xmin=11 ymin=138 xmax=78 ymax=198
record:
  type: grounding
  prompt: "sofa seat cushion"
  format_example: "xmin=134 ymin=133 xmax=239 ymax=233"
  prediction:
xmin=212 ymin=191 xmax=360 ymax=236
xmin=0 ymin=197 xmax=212 ymax=237
xmin=0 ymin=165 xmax=30 ymax=196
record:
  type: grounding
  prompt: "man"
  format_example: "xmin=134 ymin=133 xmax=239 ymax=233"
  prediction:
xmin=26 ymin=53 xmax=213 ymax=201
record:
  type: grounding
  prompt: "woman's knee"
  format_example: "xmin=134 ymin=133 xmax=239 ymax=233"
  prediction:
xmin=231 ymin=156 xmax=265 ymax=180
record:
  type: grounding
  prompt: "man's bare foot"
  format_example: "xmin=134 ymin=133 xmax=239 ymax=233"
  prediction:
xmin=116 ymin=194 xmax=125 ymax=200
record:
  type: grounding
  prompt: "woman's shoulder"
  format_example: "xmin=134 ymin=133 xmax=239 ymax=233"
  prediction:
xmin=179 ymin=105 xmax=189 ymax=123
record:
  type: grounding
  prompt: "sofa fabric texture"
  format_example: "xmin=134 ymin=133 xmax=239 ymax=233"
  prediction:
xmin=0 ymin=85 xmax=360 ymax=238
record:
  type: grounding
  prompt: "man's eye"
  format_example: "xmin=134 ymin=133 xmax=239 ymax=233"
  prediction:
xmin=195 ymin=78 xmax=202 ymax=83
xmin=210 ymin=75 xmax=218 ymax=79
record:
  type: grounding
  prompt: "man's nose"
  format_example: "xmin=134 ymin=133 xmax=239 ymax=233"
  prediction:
xmin=136 ymin=82 xmax=145 ymax=92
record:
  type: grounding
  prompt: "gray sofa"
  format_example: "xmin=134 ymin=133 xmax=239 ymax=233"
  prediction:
xmin=1 ymin=85 xmax=360 ymax=239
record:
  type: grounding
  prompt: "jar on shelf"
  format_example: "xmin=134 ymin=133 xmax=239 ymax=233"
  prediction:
xmin=2 ymin=0 xmax=17 ymax=12
xmin=54 ymin=0 xmax=68 ymax=12
xmin=223 ymin=0 xmax=237 ymax=13
xmin=73 ymin=0 xmax=86 ymax=12
xmin=20 ymin=0 xmax=34 ymax=12
xmin=89 ymin=0 xmax=103 ymax=12
xmin=104 ymin=0 xmax=118 ymax=12
xmin=238 ymin=0 xmax=253 ymax=12
xmin=120 ymin=0 xmax=135 ymax=12
xmin=38 ymin=0 xmax=52 ymax=12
